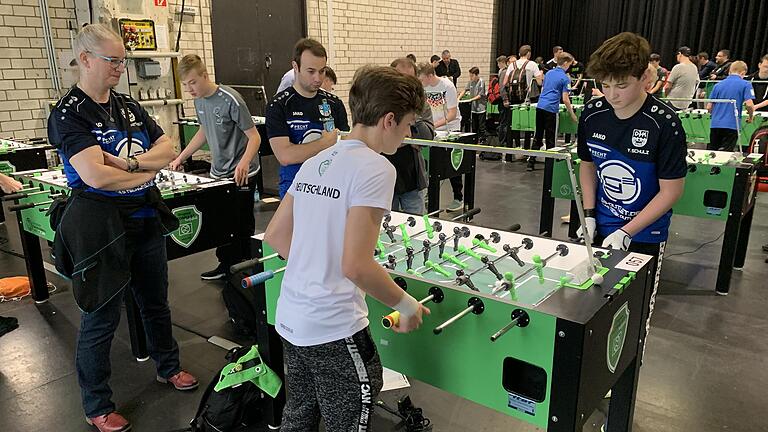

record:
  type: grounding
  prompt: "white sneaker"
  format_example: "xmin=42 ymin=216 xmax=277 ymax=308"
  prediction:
xmin=446 ymin=199 xmax=463 ymax=212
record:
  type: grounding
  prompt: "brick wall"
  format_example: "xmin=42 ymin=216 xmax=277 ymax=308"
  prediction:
xmin=0 ymin=0 xmax=214 ymax=140
xmin=0 ymin=0 xmax=74 ymax=139
xmin=305 ymin=0 xmax=497 ymax=108
xmin=168 ymin=0 xmax=215 ymax=114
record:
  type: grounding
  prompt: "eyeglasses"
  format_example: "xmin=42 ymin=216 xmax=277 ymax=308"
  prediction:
xmin=87 ymin=51 xmax=129 ymax=68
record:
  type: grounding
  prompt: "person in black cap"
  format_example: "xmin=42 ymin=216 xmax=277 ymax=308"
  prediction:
xmin=666 ymin=46 xmax=699 ymax=109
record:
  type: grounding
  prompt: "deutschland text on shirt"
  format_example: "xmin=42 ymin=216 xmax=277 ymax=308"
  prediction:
xmin=294 ymin=182 xmax=341 ymax=199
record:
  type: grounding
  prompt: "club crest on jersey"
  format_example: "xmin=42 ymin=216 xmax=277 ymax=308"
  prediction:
xmin=319 ymin=99 xmax=332 ymax=117
xmin=318 ymin=159 xmax=331 ymax=176
xmin=631 ymin=129 xmax=648 ymax=148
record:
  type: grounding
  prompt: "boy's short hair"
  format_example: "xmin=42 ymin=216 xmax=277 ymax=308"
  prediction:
xmin=650 ymin=53 xmax=661 ymax=62
xmin=430 ymin=55 xmax=440 ymax=63
xmin=469 ymin=66 xmax=480 ymax=75
xmin=556 ymin=52 xmax=574 ymax=66
xmin=587 ymin=32 xmax=650 ymax=81
xmin=178 ymin=54 xmax=207 ymax=78
xmin=496 ymin=55 xmax=507 ymax=64
xmin=391 ymin=57 xmax=418 ymax=75
xmin=697 ymin=52 xmax=709 ymax=60
xmin=519 ymin=45 xmax=531 ymax=57
xmin=349 ymin=66 xmax=425 ymax=127
xmin=322 ymin=66 xmax=337 ymax=84
xmin=730 ymin=61 xmax=748 ymax=74
xmin=293 ymin=38 xmax=327 ymax=68
xmin=417 ymin=62 xmax=435 ymax=76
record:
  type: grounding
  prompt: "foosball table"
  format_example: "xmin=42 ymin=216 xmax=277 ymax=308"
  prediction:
xmin=545 ymin=148 xmax=763 ymax=294
xmin=2 ymin=168 xmax=239 ymax=359
xmin=241 ymin=211 xmax=655 ymax=432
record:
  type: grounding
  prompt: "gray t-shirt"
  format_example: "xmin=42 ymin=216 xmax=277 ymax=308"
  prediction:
xmin=464 ymin=78 xmax=487 ymax=113
xmin=667 ymin=63 xmax=699 ymax=109
xmin=194 ymin=84 xmax=258 ymax=178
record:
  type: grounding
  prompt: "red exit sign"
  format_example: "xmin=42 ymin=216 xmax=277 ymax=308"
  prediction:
xmin=154 ymin=0 xmax=167 ymax=6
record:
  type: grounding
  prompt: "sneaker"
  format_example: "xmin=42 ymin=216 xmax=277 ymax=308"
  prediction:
xmin=560 ymin=215 xmax=570 ymax=224
xmin=157 ymin=370 xmax=199 ymax=391
xmin=0 ymin=316 xmax=19 ymax=338
xmin=762 ymin=244 xmax=768 ymax=252
xmin=86 ymin=412 xmax=131 ymax=432
xmin=200 ymin=264 xmax=227 ymax=280
xmin=446 ymin=199 xmax=463 ymax=212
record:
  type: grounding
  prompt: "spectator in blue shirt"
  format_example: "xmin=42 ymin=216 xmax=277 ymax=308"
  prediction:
xmin=707 ymin=60 xmax=755 ymax=151
xmin=528 ymin=52 xmax=577 ymax=170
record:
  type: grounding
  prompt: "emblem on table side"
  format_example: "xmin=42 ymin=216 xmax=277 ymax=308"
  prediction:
xmin=607 ymin=302 xmax=630 ymax=373
xmin=451 ymin=149 xmax=464 ymax=171
xmin=170 ymin=205 xmax=203 ymax=248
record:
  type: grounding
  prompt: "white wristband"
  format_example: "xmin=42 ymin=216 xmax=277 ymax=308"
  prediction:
xmin=393 ymin=292 xmax=420 ymax=318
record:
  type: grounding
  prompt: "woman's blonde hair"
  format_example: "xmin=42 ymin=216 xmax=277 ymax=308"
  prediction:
xmin=72 ymin=23 xmax=123 ymax=62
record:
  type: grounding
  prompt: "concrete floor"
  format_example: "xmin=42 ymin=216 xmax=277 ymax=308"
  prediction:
xmin=1 ymin=157 xmax=767 ymax=432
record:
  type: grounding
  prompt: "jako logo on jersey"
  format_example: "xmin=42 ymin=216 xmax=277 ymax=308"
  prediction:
xmin=319 ymin=99 xmax=331 ymax=117
xmin=631 ymin=129 xmax=649 ymax=148
xmin=292 ymin=112 xmax=304 ymax=116
xmin=592 ymin=133 xmax=606 ymax=140
xmin=599 ymin=160 xmax=641 ymax=205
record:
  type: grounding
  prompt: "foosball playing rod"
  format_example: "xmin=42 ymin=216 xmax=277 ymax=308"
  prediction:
xmin=490 ymin=309 xmax=530 ymax=342
xmin=229 ymin=253 xmax=281 ymax=274
xmin=433 ymin=297 xmax=484 ymax=335
xmin=1 ymin=189 xmax=49 ymax=200
xmin=241 ymin=266 xmax=286 ymax=288
xmin=381 ymin=287 xmax=445 ymax=329
xmin=8 ymin=199 xmax=54 ymax=212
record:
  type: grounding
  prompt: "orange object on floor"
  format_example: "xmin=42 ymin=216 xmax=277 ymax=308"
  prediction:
xmin=0 ymin=276 xmax=31 ymax=301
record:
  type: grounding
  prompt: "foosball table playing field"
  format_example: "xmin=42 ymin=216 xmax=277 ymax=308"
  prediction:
xmin=242 ymin=211 xmax=657 ymax=432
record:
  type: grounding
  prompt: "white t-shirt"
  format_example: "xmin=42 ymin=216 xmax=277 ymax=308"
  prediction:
xmin=276 ymin=139 xmax=396 ymax=346
xmin=506 ymin=58 xmax=542 ymax=87
xmin=425 ymin=77 xmax=462 ymax=131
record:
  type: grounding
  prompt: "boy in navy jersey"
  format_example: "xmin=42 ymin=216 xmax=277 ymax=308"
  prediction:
xmin=577 ymin=33 xmax=687 ymax=371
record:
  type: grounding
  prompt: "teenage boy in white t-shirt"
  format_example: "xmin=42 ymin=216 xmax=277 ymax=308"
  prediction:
xmin=263 ymin=66 xmax=430 ymax=432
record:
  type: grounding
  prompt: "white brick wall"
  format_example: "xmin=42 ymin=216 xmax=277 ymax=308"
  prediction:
xmin=168 ymin=0 xmax=215 ymax=114
xmin=0 ymin=0 xmax=74 ymax=139
xmin=305 ymin=0 xmax=497 ymax=109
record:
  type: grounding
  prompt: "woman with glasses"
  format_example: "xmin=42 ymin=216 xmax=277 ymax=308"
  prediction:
xmin=47 ymin=24 xmax=197 ymax=432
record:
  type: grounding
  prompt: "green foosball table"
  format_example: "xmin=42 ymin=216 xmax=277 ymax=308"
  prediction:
xmin=510 ymin=103 xmax=584 ymax=136
xmin=675 ymin=109 xmax=768 ymax=147
xmin=545 ymin=148 xmax=763 ymax=294
xmin=245 ymin=211 xmax=655 ymax=431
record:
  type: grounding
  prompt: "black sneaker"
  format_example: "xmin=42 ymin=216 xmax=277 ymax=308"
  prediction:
xmin=0 ymin=316 xmax=19 ymax=338
xmin=200 ymin=264 xmax=228 ymax=280
xmin=526 ymin=163 xmax=535 ymax=171
xmin=763 ymin=244 xmax=768 ymax=252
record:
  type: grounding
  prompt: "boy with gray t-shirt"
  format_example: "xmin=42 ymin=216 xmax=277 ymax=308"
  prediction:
xmin=173 ymin=55 xmax=262 ymax=279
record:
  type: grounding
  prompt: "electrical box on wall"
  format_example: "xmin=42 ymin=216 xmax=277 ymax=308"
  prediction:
xmin=136 ymin=59 xmax=162 ymax=79
xmin=118 ymin=18 xmax=157 ymax=50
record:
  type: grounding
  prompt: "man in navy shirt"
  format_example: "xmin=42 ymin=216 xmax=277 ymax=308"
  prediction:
xmin=266 ymin=38 xmax=349 ymax=198
xmin=577 ymin=33 xmax=687 ymax=390
xmin=707 ymin=61 xmax=755 ymax=151
xmin=529 ymin=52 xmax=577 ymax=170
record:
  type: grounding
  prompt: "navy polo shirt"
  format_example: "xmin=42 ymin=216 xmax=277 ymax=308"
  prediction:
xmin=537 ymin=67 xmax=571 ymax=113
xmin=710 ymin=75 xmax=755 ymax=130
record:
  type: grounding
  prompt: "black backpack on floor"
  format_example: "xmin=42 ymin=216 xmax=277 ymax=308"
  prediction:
xmin=190 ymin=346 xmax=267 ymax=432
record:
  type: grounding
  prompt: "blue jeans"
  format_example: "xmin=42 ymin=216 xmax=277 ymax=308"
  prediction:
xmin=76 ymin=218 xmax=180 ymax=417
xmin=392 ymin=189 xmax=425 ymax=214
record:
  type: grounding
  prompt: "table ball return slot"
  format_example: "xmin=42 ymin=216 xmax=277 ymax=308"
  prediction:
xmin=244 ymin=211 xmax=655 ymax=432
xmin=3 ymin=168 xmax=240 ymax=360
